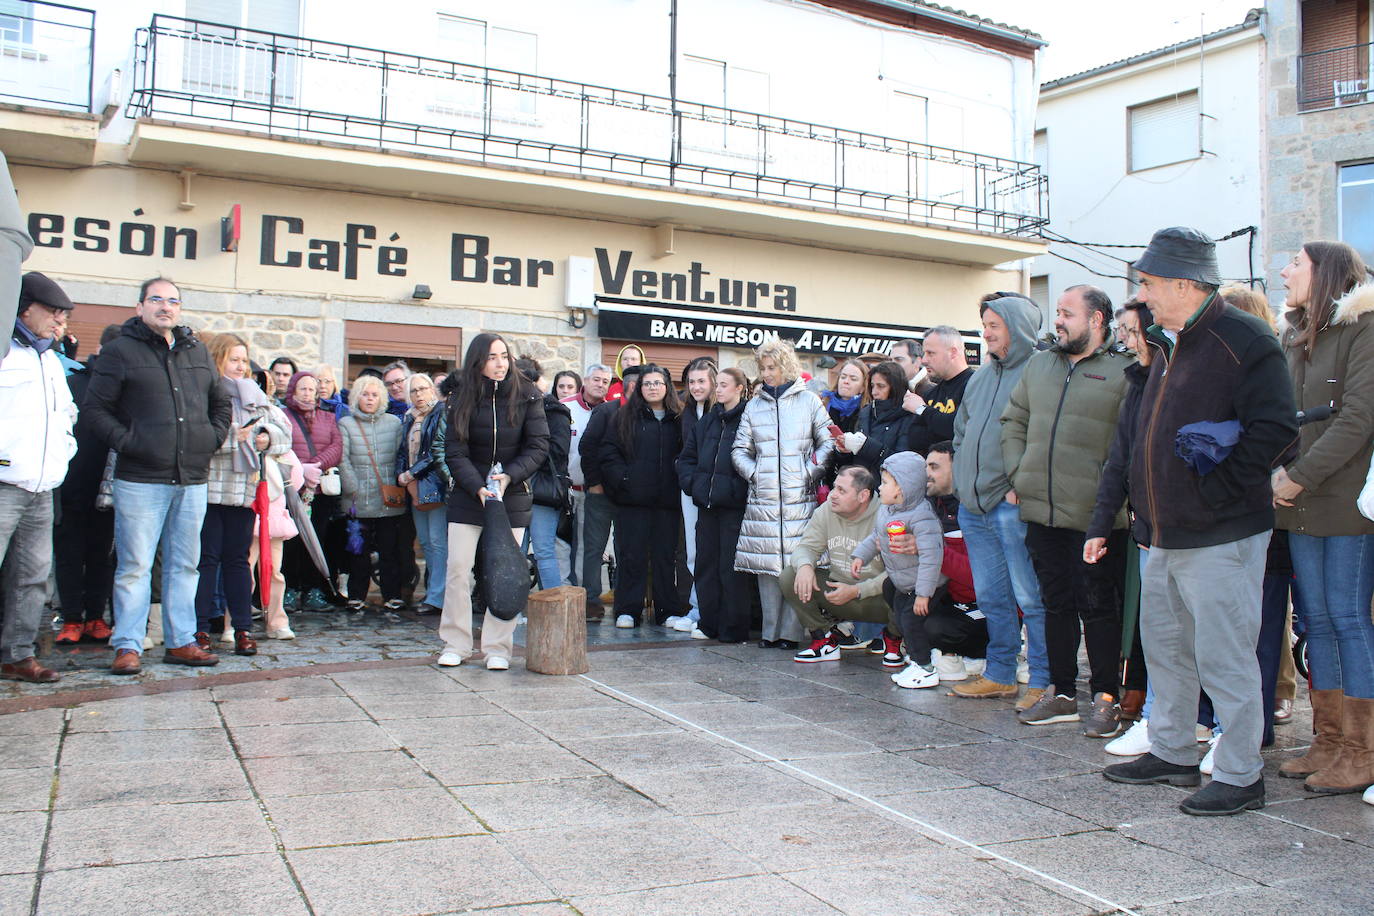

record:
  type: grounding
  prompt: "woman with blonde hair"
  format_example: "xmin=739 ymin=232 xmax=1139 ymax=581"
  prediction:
xmin=337 ymin=374 xmax=407 ymax=610
xmin=1220 ymin=284 xmax=1278 ymax=332
xmin=396 ymin=372 xmax=450 ymax=615
xmin=733 ymin=338 xmax=835 ymax=648
xmin=315 ymin=364 xmax=349 ymax=419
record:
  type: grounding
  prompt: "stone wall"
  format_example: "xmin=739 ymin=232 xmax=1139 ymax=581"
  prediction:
xmin=1264 ymin=0 xmax=1374 ymax=302
xmin=504 ymin=333 xmax=590 ymax=385
xmin=190 ymin=311 xmax=324 ymax=373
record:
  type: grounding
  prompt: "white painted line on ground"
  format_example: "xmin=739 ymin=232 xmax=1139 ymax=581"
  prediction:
xmin=581 ymin=674 xmax=1143 ymax=916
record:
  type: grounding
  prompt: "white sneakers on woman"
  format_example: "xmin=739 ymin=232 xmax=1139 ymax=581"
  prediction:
xmin=1105 ymin=718 xmax=1152 ymax=756
xmin=437 ymin=650 xmax=463 ymax=667
xmin=486 ymin=656 xmax=510 ymax=671
xmin=891 ymin=663 xmax=940 ymax=689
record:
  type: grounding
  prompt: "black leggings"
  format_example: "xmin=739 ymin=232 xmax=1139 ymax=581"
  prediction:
xmin=195 ymin=504 xmax=255 ymax=631
xmin=884 ymin=578 xmax=931 ymax=666
xmin=612 ymin=504 xmax=683 ymax=624
xmin=347 ymin=514 xmax=408 ymax=602
xmin=694 ymin=506 xmax=751 ymax=641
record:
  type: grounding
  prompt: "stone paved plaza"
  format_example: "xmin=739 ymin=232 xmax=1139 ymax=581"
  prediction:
xmin=2 ymin=613 xmax=1372 ymax=915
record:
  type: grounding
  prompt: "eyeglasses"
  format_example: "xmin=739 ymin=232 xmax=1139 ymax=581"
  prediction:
xmin=386 ymin=379 xmax=407 ymax=388
xmin=639 ymin=380 xmax=666 ymax=388
xmin=144 ymin=296 xmax=181 ymax=306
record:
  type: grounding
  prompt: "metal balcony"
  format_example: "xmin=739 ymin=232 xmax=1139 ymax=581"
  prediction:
xmin=128 ymin=14 xmax=1047 ymax=238
xmin=1298 ymin=41 xmax=1374 ymax=112
xmin=0 ymin=1 xmax=94 ymax=113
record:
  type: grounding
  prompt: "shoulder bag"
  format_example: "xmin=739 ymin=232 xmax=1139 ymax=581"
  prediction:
xmin=358 ymin=421 xmax=408 ymax=509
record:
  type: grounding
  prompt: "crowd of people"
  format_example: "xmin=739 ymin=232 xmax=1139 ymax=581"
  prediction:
xmin=3 ymin=226 xmax=1374 ymax=817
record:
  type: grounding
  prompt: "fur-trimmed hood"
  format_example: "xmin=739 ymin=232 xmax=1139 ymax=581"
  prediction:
xmin=1283 ymin=281 xmax=1374 ymax=336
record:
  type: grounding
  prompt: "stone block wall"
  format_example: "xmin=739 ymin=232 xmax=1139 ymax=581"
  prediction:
xmin=190 ymin=311 xmax=324 ymax=372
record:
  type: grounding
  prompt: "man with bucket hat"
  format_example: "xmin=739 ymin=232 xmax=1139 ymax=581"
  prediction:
xmin=1102 ymin=228 xmax=1297 ymax=815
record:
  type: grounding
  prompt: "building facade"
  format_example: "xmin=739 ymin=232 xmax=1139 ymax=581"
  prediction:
xmin=1264 ymin=0 xmax=1374 ymax=303
xmin=2 ymin=0 xmax=1048 ymax=382
xmin=1030 ymin=10 xmax=1265 ymax=319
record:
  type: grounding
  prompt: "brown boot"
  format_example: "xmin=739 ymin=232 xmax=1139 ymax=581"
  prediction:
xmin=164 ymin=644 xmax=220 ymax=667
xmin=1279 ymin=688 xmax=1343 ymax=778
xmin=1305 ymin=696 xmax=1374 ymax=795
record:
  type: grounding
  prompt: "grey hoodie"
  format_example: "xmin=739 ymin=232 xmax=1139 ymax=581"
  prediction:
xmin=952 ymin=294 xmax=1042 ymax=513
xmin=853 ymin=452 xmax=943 ymax=597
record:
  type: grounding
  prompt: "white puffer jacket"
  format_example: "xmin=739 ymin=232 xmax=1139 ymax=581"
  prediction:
xmin=731 ymin=381 xmax=834 ymax=576
xmin=0 ymin=342 xmax=76 ymax=493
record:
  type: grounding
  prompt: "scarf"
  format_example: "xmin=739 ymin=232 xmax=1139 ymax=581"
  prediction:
xmin=12 ymin=320 xmax=54 ymax=353
xmin=227 ymin=375 xmax=270 ymax=473
xmin=761 ymin=379 xmax=795 ymax=399
xmin=823 ymin=390 xmax=862 ymax=418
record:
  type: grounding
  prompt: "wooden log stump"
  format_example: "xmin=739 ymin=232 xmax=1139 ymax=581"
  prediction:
xmin=525 ymin=586 xmax=589 ymax=675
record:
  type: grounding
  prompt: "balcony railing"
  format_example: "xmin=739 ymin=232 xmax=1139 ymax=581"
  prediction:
xmin=128 ymin=15 xmax=1047 ymax=237
xmin=1299 ymin=41 xmax=1374 ymax=111
xmin=0 ymin=1 xmax=94 ymax=112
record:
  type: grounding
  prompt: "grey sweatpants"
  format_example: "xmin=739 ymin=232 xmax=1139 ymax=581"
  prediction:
xmin=1142 ymin=530 xmax=1269 ymax=787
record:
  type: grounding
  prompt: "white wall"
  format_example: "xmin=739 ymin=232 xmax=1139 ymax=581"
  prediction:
xmin=1029 ymin=28 xmax=1263 ymax=318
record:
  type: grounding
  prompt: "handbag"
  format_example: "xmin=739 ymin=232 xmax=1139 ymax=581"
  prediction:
xmin=319 ymin=468 xmax=342 ymax=497
xmin=357 ymin=421 xmax=407 ymax=510
xmin=405 ymin=477 xmax=444 ymax=512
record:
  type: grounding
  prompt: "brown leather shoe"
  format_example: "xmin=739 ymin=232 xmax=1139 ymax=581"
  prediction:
xmin=193 ymin=631 xmax=213 ymax=651
xmin=83 ymin=619 xmax=113 ymax=641
xmin=234 ymin=630 xmax=257 ymax=656
xmin=164 ymin=643 xmax=220 ymax=667
xmin=111 ymin=648 xmax=142 ymax=675
xmin=1 ymin=657 xmax=60 ymax=683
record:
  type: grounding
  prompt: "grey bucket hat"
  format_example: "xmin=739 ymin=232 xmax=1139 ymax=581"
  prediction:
xmin=1131 ymin=227 xmax=1221 ymax=286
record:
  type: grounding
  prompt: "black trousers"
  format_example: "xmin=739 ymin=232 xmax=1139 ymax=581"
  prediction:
xmin=884 ymin=578 xmax=932 ymax=666
xmin=347 ymin=514 xmax=407 ymax=602
xmin=284 ymin=493 xmax=340 ymax=593
xmin=612 ymin=504 xmax=683 ymax=624
xmin=54 ymin=501 xmax=114 ymax=624
xmin=924 ymin=587 xmax=989 ymax=658
xmin=695 ymin=506 xmax=751 ymax=641
xmin=1024 ymin=522 xmax=1127 ymax=699
xmin=195 ymin=504 xmax=256 ymax=631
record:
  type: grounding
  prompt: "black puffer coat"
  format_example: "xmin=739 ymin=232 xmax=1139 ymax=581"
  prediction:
xmin=531 ymin=393 xmax=572 ymax=508
xmin=677 ymin=400 xmax=748 ymax=510
xmin=445 ymin=377 xmax=549 ymax=527
xmin=600 ymin=404 xmax=682 ymax=509
xmin=80 ymin=318 xmax=232 ymax=485
xmin=853 ymin=397 xmax=914 ymax=482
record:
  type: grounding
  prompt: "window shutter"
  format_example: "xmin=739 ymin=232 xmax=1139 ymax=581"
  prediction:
xmin=1128 ymin=92 xmax=1199 ymax=171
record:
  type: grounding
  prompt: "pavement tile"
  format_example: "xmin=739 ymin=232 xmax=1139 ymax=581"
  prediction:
xmin=0 ymin=767 xmax=52 ymax=812
xmin=724 ymin=724 xmax=881 ymax=760
xmin=785 ymin=751 xmax=976 ymax=797
xmin=784 ymin=847 xmax=1093 ymax=916
xmin=0 ymin=731 xmax=60 ymax=771
xmin=902 ymin=738 xmax=1095 ymax=785
xmin=35 ymin=852 xmax=307 ymax=915
xmin=210 ymin=677 xmax=347 ymax=700
xmin=653 ymin=700 xmax=807 ymax=732
xmin=981 ymin=829 xmax=1260 ymax=907
xmin=500 ymin=816 xmax=762 ymax=896
xmin=229 ymin=719 xmax=399 ymax=758
xmin=607 ymin=681 xmax=739 ymax=706
xmin=380 ymin=712 xmax=550 ymax=749
xmin=0 ymin=708 xmax=66 ymax=736
xmin=351 ymin=692 xmax=498 ymax=720
xmin=455 ymin=775 xmax=665 ymax=832
xmin=55 ymin=758 xmax=251 ymax=809
xmin=216 ymin=695 xmax=368 ymax=727
xmin=264 ymin=786 xmax=484 ymax=848
xmin=880 ymin=785 xmax=1100 ymax=845
xmin=1259 ymin=793 xmax=1374 ymax=846
xmin=243 ymin=749 xmax=432 ymax=797
xmin=0 ymin=873 xmax=35 ymax=912
xmin=464 ymin=906 xmax=575 ymax=915
xmin=1138 ymin=883 xmax=1343 ymax=916
xmin=690 ymin=799 xmax=936 ymax=872
xmin=66 ymin=695 xmax=220 ymax=733
xmin=562 ymin=731 xmax=752 ymax=775
xmin=512 ymin=706 xmax=682 ymax=740
xmin=59 ymin=728 xmax=232 ymax=766
xmin=330 ymin=666 xmax=472 ymax=696
xmin=44 ymin=799 xmax=273 ymax=870
xmin=626 ymin=762 xmax=835 ymax=816
xmin=997 ymin=771 xmax=1191 ymax=829
xmin=572 ymin=874 xmax=843 ymax=915
xmin=691 ymin=675 xmax=846 ymax=702
xmin=288 ymin=834 xmax=553 ymax=915
xmin=483 ymin=686 xmax=625 ymax=712
xmin=825 ymin=711 xmax=999 ymax=751
xmin=412 ymin=741 xmax=602 ymax=786
xmin=0 ymin=812 xmax=46 ymax=876
xmin=762 ymin=695 xmax=900 ymax=724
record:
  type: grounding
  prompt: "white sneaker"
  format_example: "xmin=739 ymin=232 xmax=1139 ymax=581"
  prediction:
xmin=486 ymin=655 xmax=510 ymax=671
xmin=437 ymin=650 xmax=464 ymax=667
xmin=662 ymin=616 xmax=685 ymax=629
xmin=690 ymin=628 xmax=708 ymax=640
xmin=615 ymin=614 xmax=635 ymax=629
xmin=1015 ymin=654 xmax=1030 ymax=684
xmin=142 ymin=636 xmax=153 ymax=650
xmin=934 ymin=652 xmax=968 ymax=682
xmin=794 ymin=635 xmax=841 ymax=663
xmin=672 ymin=617 xmax=696 ymax=632
xmin=1364 ymin=783 xmax=1374 ymax=806
xmin=1105 ymin=718 xmax=1152 ymax=756
xmin=964 ymin=657 xmax=986 ymax=679
xmin=892 ymin=663 xmax=940 ymax=689
xmin=266 ymin=627 xmax=296 ymax=640
xmin=1200 ymin=734 xmax=1219 ymax=775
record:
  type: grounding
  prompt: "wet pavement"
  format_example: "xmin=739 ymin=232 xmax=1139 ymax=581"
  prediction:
xmin=2 ymin=617 xmax=1373 ymax=915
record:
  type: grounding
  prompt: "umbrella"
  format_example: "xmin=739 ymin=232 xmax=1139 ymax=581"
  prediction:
xmin=479 ymin=499 xmax=530 ymax=621
xmin=251 ymin=450 xmax=274 ymax=610
xmin=284 ymin=484 xmax=343 ymax=602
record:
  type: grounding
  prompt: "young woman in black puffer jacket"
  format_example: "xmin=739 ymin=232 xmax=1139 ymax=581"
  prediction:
xmin=437 ymin=333 xmax=549 ymax=670
xmin=599 ymin=364 xmax=687 ymax=628
xmin=844 ymin=360 xmax=915 ymax=484
xmin=676 ymin=367 xmax=752 ymax=642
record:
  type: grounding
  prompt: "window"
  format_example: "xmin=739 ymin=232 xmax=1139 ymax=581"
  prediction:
xmin=680 ymin=55 xmax=769 ymax=159
xmin=1127 ymin=91 xmax=1200 ymax=172
xmin=0 ymin=1 xmax=34 ymax=46
xmin=182 ymin=0 xmax=301 ymax=105
xmin=1340 ymin=162 xmax=1374 ymax=266
xmin=1300 ymin=0 xmax=1371 ymax=110
xmin=1030 ymin=274 xmax=1051 ymax=328
xmin=890 ymin=90 xmax=929 ymax=143
xmin=433 ymin=14 xmax=538 ymax=119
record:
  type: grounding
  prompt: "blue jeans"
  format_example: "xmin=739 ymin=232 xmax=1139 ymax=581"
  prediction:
xmin=111 ymin=480 xmax=208 ymax=654
xmin=958 ymin=501 xmax=1048 ymax=687
xmin=1290 ymin=532 xmax=1374 ymax=698
xmin=412 ymin=506 xmax=448 ymax=608
xmin=528 ymin=504 xmax=563 ymax=591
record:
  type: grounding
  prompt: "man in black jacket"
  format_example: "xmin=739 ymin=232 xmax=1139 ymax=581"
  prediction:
xmin=1103 ymin=228 xmax=1297 ymax=816
xmin=578 ymin=364 xmax=640 ymax=619
xmin=81 ymin=278 xmax=233 ymax=674
xmin=908 ymin=326 xmax=973 ymax=456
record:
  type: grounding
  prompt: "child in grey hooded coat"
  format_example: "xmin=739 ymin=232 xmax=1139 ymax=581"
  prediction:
xmin=852 ymin=452 xmax=944 ymax=680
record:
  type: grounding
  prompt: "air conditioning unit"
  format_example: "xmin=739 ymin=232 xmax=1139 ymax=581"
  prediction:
xmin=1333 ymin=78 xmax=1372 ymax=106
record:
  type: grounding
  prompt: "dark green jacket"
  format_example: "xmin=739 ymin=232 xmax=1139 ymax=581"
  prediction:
xmin=1001 ymin=339 xmax=1130 ymax=532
